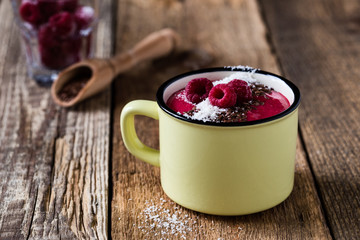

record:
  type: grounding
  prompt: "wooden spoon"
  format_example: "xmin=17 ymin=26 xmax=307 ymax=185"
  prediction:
xmin=51 ymin=28 xmax=179 ymax=107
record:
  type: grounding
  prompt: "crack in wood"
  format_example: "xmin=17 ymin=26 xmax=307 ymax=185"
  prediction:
xmin=25 ymin=187 xmax=38 ymax=240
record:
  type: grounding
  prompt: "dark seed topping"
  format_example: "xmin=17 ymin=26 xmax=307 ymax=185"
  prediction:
xmin=184 ymin=83 xmax=273 ymax=123
xmin=57 ymin=77 xmax=89 ymax=102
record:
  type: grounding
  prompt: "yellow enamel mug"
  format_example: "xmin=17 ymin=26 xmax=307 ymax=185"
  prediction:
xmin=120 ymin=67 xmax=301 ymax=215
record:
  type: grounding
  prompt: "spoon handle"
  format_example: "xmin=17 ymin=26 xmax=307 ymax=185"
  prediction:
xmin=109 ymin=28 xmax=180 ymax=75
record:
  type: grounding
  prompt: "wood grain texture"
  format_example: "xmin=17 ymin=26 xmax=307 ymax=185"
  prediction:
xmin=0 ymin=0 xmax=113 ymax=239
xmin=111 ymin=0 xmax=331 ymax=239
xmin=259 ymin=0 xmax=360 ymax=239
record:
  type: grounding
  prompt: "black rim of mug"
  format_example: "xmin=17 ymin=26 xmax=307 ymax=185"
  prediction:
xmin=156 ymin=67 xmax=301 ymax=127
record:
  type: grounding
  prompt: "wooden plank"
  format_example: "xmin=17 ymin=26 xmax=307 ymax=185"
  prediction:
xmin=259 ymin=0 xmax=360 ymax=238
xmin=111 ymin=0 xmax=331 ymax=239
xmin=0 ymin=0 xmax=113 ymax=239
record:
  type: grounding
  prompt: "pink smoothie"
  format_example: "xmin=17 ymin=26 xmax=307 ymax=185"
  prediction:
xmin=246 ymin=91 xmax=290 ymax=121
xmin=166 ymin=79 xmax=290 ymax=123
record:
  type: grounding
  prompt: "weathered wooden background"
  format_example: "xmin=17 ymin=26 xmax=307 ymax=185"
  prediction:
xmin=0 ymin=0 xmax=359 ymax=239
xmin=0 ymin=0 xmax=113 ymax=238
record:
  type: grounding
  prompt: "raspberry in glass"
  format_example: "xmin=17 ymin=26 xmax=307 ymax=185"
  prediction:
xmin=19 ymin=1 xmax=42 ymax=25
xmin=49 ymin=12 xmax=76 ymax=37
xmin=74 ymin=5 xmax=95 ymax=30
xmin=60 ymin=0 xmax=78 ymax=12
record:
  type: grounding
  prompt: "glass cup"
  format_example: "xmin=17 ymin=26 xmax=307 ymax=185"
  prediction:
xmin=11 ymin=0 xmax=99 ymax=86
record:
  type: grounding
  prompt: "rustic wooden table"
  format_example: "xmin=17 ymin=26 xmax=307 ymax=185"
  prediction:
xmin=1 ymin=0 xmax=359 ymax=239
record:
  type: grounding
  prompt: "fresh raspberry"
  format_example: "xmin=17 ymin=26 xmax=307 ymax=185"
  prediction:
xmin=227 ymin=79 xmax=252 ymax=104
xmin=39 ymin=44 xmax=63 ymax=69
xmin=19 ymin=1 xmax=42 ymax=25
xmin=38 ymin=23 xmax=80 ymax=69
xmin=209 ymin=84 xmax=237 ymax=108
xmin=38 ymin=23 xmax=61 ymax=48
xmin=74 ymin=6 xmax=95 ymax=29
xmin=38 ymin=0 xmax=61 ymax=22
xmin=49 ymin=12 xmax=76 ymax=37
xmin=40 ymin=41 xmax=79 ymax=70
xmin=61 ymin=50 xmax=80 ymax=68
xmin=60 ymin=0 xmax=79 ymax=12
xmin=62 ymin=35 xmax=82 ymax=56
xmin=185 ymin=78 xmax=213 ymax=103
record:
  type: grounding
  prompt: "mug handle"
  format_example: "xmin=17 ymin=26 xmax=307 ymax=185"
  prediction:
xmin=120 ymin=100 xmax=160 ymax=167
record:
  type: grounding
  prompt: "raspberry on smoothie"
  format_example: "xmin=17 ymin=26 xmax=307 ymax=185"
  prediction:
xmin=166 ymin=72 xmax=290 ymax=123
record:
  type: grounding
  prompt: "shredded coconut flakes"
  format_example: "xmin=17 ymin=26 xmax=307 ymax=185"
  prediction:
xmin=185 ymin=72 xmax=259 ymax=122
xmin=131 ymin=198 xmax=243 ymax=239
xmin=224 ymin=65 xmax=258 ymax=72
